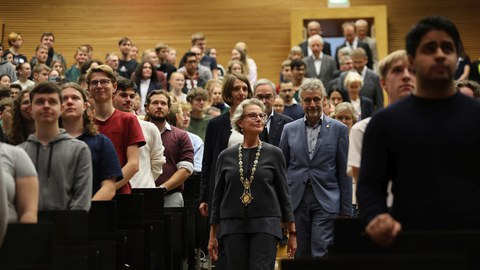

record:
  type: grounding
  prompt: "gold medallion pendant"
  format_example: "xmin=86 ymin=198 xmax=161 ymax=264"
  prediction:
xmin=238 ymin=142 xmax=262 ymax=207
xmin=240 ymin=192 xmax=253 ymax=206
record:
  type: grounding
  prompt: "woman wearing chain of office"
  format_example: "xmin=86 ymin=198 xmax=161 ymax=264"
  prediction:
xmin=208 ymin=98 xmax=297 ymax=270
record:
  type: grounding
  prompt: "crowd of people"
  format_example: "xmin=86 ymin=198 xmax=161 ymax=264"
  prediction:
xmin=1 ymin=15 xmax=480 ymax=270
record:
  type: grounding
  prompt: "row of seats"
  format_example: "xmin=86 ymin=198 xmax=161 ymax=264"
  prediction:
xmin=281 ymin=218 xmax=480 ymax=270
xmin=0 ymin=174 xmax=206 ymax=270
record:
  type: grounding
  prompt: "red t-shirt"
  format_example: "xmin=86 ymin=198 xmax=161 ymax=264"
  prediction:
xmin=96 ymin=110 xmax=146 ymax=194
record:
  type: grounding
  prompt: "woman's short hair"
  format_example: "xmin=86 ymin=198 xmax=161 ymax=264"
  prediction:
xmin=344 ymin=71 xmax=364 ymax=88
xmin=332 ymin=102 xmax=357 ymax=123
xmin=222 ymin=73 xmax=253 ymax=106
xmin=230 ymin=98 xmax=265 ymax=134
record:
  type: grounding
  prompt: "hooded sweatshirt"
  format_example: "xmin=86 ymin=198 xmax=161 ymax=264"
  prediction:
xmin=20 ymin=130 xmax=92 ymax=211
xmin=0 ymin=60 xmax=17 ymax=82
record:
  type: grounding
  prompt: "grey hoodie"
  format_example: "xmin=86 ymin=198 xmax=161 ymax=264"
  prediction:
xmin=20 ymin=130 xmax=92 ymax=211
xmin=0 ymin=60 xmax=17 ymax=82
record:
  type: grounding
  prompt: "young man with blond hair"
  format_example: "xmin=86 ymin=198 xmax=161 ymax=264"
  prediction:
xmin=65 ymin=46 xmax=88 ymax=83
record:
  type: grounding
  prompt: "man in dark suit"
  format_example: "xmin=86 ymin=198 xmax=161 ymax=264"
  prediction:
xmin=279 ymin=78 xmax=352 ymax=257
xmin=335 ymin=22 xmax=373 ymax=70
xmin=253 ymin=79 xmax=293 ymax=146
xmin=298 ymin=21 xmax=332 ymax=57
xmin=338 ymin=48 xmax=384 ymax=111
xmin=302 ymin=35 xmax=337 ymax=89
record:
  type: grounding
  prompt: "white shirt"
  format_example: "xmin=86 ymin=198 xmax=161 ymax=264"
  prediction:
xmin=312 ymin=52 xmax=323 ymax=76
xmin=129 ymin=118 xmax=166 ymax=188
xmin=140 ymin=79 xmax=150 ymax=115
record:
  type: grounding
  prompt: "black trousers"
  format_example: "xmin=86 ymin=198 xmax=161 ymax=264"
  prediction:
xmin=223 ymin=233 xmax=277 ymax=270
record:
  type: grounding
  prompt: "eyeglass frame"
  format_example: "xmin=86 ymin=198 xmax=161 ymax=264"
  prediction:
xmin=242 ymin=112 xmax=268 ymax=121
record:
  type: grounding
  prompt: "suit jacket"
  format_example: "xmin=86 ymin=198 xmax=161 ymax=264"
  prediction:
xmin=199 ymin=112 xmax=232 ymax=206
xmin=299 ymin=40 xmax=332 ymax=56
xmin=279 ymin=116 xmax=352 ymax=215
xmin=260 ymin=111 xmax=293 ymax=147
xmin=359 ymin=96 xmax=374 ymax=120
xmin=134 ymin=79 xmax=162 ymax=99
xmin=338 ymin=69 xmax=384 ymax=111
xmin=335 ymin=40 xmax=373 ymax=70
xmin=302 ymin=55 xmax=337 ymax=88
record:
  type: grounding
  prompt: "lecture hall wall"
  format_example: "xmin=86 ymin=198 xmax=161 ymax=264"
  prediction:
xmin=1 ymin=0 xmax=478 ymax=83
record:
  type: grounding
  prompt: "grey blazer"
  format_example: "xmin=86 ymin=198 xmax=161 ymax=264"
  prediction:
xmin=302 ymin=55 xmax=338 ymax=89
xmin=279 ymin=116 xmax=352 ymax=215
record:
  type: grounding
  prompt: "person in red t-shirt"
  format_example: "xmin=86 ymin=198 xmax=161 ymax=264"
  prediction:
xmin=86 ymin=64 xmax=145 ymax=194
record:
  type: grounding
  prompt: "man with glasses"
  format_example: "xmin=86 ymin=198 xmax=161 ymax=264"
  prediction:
xmin=86 ymin=65 xmax=145 ymax=194
xmin=279 ymin=78 xmax=351 ymax=258
xmin=178 ymin=51 xmax=207 ymax=92
xmin=179 ymin=47 xmax=212 ymax=83
xmin=279 ymin=81 xmax=304 ymax=120
xmin=254 ymin=79 xmax=292 ymax=146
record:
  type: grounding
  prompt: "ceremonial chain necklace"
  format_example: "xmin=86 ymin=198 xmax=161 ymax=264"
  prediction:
xmin=238 ymin=141 xmax=263 ymax=206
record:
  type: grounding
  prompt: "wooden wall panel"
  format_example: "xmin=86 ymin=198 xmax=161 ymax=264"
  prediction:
xmin=1 ymin=0 xmax=479 ymax=83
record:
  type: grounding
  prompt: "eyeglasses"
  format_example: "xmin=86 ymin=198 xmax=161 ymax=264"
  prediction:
xmin=255 ymin=94 xmax=273 ymax=100
xmin=89 ymin=79 xmax=111 ymax=87
xmin=242 ymin=112 xmax=267 ymax=121
xmin=302 ymin=97 xmax=322 ymax=104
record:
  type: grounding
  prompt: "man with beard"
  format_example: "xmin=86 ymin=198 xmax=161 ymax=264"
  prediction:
xmin=144 ymin=89 xmax=194 ymax=207
xmin=357 ymin=16 xmax=480 ymax=247
xmin=279 ymin=78 xmax=351 ymax=257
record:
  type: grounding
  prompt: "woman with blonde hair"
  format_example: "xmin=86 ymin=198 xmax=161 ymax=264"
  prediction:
xmin=332 ymin=102 xmax=357 ymax=131
xmin=234 ymin=42 xmax=257 ymax=85
xmin=343 ymin=71 xmax=373 ymax=120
